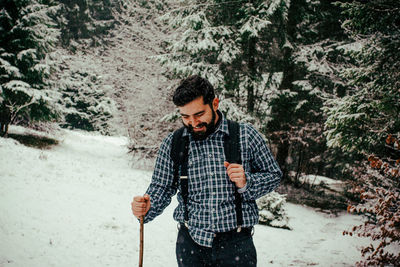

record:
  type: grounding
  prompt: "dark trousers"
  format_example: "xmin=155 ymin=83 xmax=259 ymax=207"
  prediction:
xmin=176 ymin=224 xmax=257 ymax=267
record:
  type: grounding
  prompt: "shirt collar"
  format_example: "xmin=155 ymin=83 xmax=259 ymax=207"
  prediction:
xmin=181 ymin=110 xmax=230 ymax=138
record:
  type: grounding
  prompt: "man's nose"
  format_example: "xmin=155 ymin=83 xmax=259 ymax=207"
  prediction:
xmin=188 ymin=117 xmax=199 ymax=127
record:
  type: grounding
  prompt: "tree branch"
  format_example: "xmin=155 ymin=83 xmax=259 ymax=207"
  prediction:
xmin=8 ymin=96 xmax=35 ymax=124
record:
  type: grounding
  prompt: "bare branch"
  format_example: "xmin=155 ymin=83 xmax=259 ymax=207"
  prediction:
xmin=7 ymin=96 xmax=35 ymax=124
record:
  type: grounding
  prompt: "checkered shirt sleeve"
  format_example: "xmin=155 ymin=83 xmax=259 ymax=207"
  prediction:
xmin=143 ymin=133 xmax=177 ymax=223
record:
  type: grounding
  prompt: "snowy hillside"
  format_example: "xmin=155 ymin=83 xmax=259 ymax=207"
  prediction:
xmin=0 ymin=126 xmax=369 ymax=266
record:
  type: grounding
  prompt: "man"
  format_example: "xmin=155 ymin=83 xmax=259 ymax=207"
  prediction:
xmin=131 ymin=75 xmax=282 ymax=266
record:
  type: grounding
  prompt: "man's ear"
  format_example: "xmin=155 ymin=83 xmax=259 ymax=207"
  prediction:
xmin=212 ymin=98 xmax=219 ymax=111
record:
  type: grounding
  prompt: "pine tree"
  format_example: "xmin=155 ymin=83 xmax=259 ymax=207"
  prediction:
xmin=325 ymin=0 xmax=400 ymax=157
xmin=325 ymin=0 xmax=400 ymax=265
xmin=0 ymin=0 xmax=60 ymax=136
xmin=158 ymin=0 xmax=289 ymax=120
xmin=57 ymin=0 xmax=118 ymax=47
xmin=266 ymin=0 xmax=352 ymax=180
xmin=50 ymin=51 xmax=117 ymax=135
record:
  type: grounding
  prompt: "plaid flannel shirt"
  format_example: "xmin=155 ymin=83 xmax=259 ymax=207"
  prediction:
xmin=144 ymin=113 xmax=282 ymax=247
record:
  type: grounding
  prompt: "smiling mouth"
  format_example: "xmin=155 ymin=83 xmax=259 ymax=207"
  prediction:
xmin=193 ymin=125 xmax=205 ymax=131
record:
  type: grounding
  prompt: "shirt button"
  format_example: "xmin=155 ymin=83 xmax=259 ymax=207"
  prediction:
xmin=209 ymin=154 xmax=212 ymax=158
xmin=212 ymin=192 xmax=216 ymax=195
xmin=210 ymin=172 xmax=214 ymax=176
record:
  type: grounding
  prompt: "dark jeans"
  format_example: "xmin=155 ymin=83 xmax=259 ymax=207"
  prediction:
xmin=176 ymin=224 xmax=257 ymax=267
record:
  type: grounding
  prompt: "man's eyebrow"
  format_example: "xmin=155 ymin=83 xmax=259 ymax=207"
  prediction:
xmin=180 ymin=110 xmax=205 ymax=117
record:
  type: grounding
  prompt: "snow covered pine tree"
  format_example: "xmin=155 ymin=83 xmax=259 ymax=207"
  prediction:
xmin=0 ymin=0 xmax=60 ymax=135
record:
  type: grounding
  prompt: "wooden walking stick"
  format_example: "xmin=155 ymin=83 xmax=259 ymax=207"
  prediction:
xmin=139 ymin=216 xmax=144 ymax=267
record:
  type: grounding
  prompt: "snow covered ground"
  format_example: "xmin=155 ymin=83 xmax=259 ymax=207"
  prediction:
xmin=0 ymin=126 xmax=369 ymax=266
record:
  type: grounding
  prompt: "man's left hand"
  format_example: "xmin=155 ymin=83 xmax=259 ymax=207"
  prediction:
xmin=224 ymin=161 xmax=246 ymax=188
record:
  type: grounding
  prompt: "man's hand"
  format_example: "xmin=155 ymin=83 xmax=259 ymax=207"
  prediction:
xmin=131 ymin=194 xmax=151 ymax=219
xmin=224 ymin=161 xmax=246 ymax=188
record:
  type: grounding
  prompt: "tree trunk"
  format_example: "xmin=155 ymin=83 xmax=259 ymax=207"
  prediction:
xmin=276 ymin=138 xmax=289 ymax=181
xmin=275 ymin=0 xmax=303 ymax=180
xmin=247 ymin=37 xmax=257 ymax=113
xmin=0 ymin=105 xmax=11 ymax=137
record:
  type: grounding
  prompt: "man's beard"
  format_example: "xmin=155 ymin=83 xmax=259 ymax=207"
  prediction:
xmin=183 ymin=110 xmax=216 ymax=141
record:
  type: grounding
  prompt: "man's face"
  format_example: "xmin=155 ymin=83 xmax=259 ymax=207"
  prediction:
xmin=178 ymin=96 xmax=219 ymax=140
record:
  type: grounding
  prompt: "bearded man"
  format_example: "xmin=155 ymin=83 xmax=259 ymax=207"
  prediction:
xmin=131 ymin=75 xmax=282 ymax=267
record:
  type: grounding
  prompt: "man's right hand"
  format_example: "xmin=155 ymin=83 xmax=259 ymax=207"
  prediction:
xmin=131 ymin=194 xmax=151 ymax=219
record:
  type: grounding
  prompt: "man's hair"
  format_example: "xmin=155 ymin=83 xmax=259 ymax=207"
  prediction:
xmin=172 ymin=75 xmax=215 ymax=107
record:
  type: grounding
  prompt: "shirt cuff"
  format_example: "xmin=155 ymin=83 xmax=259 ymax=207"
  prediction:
xmin=237 ymin=182 xmax=248 ymax=193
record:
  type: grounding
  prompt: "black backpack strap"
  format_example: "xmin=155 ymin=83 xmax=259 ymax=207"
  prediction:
xmin=171 ymin=127 xmax=190 ymax=222
xmin=224 ymin=120 xmax=242 ymax=164
xmin=225 ymin=120 xmax=244 ymax=228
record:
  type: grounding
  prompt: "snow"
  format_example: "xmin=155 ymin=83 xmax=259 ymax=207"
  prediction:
xmin=299 ymin=174 xmax=345 ymax=193
xmin=0 ymin=126 xmax=369 ymax=266
xmin=3 ymin=80 xmax=32 ymax=96
xmin=336 ymin=42 xmax=364 ymax=53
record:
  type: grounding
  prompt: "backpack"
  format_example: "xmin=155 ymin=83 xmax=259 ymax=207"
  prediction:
xmin=170 ymin=120 xmax=244 ymax=227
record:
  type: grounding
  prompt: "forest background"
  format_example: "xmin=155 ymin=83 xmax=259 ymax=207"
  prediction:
xmin=0 ymin=0 xmax=399 ymax=265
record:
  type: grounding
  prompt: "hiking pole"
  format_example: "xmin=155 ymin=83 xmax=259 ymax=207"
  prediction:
xmin=139 ymin=216 xmax=144 ymax=267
